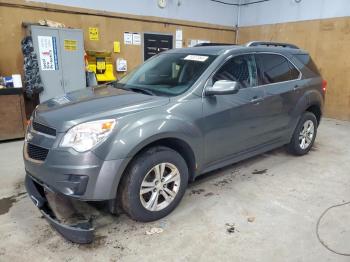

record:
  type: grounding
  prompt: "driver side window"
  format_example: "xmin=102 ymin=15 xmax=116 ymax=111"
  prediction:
xmin=213 ymin=54 xmax=258 ymax=88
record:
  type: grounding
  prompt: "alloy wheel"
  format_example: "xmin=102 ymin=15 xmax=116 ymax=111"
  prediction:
xmin=299 ymin=120 xmax=315 ymax=150
xmin=139 ymin=163 xmax=181 ymax=211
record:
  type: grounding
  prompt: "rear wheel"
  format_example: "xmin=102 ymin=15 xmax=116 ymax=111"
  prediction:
xmin=287 ymin=112 xmax=318 ymax=155
xmin=119 ymin=146 xmax=188 ymax=222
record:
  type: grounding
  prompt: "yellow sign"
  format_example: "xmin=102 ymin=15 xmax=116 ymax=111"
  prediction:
xmin=113 ymin=41 xmax=121 ymax=53
xmin=89 ymin=27 xmax=99 ymax=41
xmin=64 ymin=39 xmax=77 ymax=51
xmin=96 ymin=61 xmax=106 ymax=71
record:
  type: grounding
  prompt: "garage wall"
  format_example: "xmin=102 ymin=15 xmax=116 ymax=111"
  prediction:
xmin=239 ymin=0 xmax=350 ymax=27
xmin=238 ymin=0 xmax=350 ymax=120
xmin=0 ymin=0 xmax=236 ymax=77
xmin=29 ymin=0 xmax=239 ymax=27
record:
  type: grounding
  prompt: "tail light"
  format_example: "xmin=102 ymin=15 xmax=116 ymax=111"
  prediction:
xmin=322 ymin=80 xmax=327 ymax=93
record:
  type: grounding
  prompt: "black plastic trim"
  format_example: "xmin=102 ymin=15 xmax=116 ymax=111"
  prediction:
xmin=25 ymin=175 xmax=95 ymax=244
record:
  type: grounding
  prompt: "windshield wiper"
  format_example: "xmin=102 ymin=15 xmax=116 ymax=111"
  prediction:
xmin=112 ymin=82 xmax=156 ymax=96
xmin=129 ymin=87 xmax=156 ymax=96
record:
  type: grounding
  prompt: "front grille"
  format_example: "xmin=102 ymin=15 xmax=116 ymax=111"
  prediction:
xmin=32 ymin=121 xmax=56 ymax=136
xmin=27 ymin=143 xmax=49 ymax=161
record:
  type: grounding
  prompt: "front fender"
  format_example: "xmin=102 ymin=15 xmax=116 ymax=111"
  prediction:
xmin=96 ymin=111 xmax=204 ymax=165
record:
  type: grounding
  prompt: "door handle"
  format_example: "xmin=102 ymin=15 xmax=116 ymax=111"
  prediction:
xmin=251 ymin=97 xmax=263 ymax=104
xmin=294 ymin=84 xmax=300 ymax=90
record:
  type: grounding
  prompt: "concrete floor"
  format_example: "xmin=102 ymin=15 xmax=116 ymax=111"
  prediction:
xmin=0 ymin=118 xmax=349 ymax=261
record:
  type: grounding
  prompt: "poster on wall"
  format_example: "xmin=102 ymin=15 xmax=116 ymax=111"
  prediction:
xmin=116 ymin=58 xmax=127 ymax=72
xmin=124 ymin=32 xmax=133 ymax=45
xmin=176 ymin=40 xmax=183 ymax=49
xmin=132 ymin=33 xmax=141 ymax=45
xmin=38 ymin=36 xmax=59 ymax=71
xmin=176 ymin=29 xmax=183 ymax=41
xmin=89 ymin=27 xmax=99 ymax=41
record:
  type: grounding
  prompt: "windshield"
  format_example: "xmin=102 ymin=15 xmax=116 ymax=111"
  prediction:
xmin=115 ymin=53 xmax=217 ymax=96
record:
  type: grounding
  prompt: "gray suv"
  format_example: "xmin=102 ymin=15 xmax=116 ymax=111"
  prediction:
xmin=23 ymin=41 xmax=325 ymax=243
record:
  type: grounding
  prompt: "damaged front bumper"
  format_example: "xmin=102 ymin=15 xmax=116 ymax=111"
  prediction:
xmin=25 ymin=175 xmax=95 ymax=244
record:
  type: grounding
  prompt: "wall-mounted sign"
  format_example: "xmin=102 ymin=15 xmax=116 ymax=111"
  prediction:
xmin=132 ymin=33 xmax=141 ymax=45
xmin=116 ymin=58 xmax=127 ymax=72
xmin=124 ymin=32 xmax=133 ymax=45
xmin=89 ymin=27 xmax=99 ymax=41
xmin=176 ymin=40 xmax=183 ymax=49
xmin=64 ymin=39 xmax=77 ymax=51
xmin=176 ymin=29 xmax=183 ymax=41
xmin=114 ymin=41 xmax=121 ymax=53
xmin=38 ymin=36 xmax=59 ymax=71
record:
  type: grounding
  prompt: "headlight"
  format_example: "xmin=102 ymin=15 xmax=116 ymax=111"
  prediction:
xmin=60 ymin=119 xmax=116 ymax=152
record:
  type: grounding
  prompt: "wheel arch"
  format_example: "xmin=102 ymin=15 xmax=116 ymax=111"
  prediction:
xmin=114 ymin=136 xmax=197 ymax=205
xmin=305 ymin=104 xmax=322 ymax=126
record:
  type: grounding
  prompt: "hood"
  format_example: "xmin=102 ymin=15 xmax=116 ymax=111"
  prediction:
xmin=34 ymin=86 xmax=170 ymax=132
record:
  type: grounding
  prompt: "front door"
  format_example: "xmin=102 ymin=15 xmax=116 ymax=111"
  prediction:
xmin=203 ymin=54 xmax=268 ymax=165
xmin=144 ymin=33 xmax=173 ymax=61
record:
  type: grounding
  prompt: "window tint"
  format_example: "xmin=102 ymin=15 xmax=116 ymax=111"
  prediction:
xmin=213 ymin=54 xmax=257 ymax=88
xmin=295 ymin=54 xmax=320 ymax=74
xmin=256 ymin=54 xmax=300 ymax=85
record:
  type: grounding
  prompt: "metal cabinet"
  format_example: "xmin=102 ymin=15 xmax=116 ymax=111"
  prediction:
xmin=30 ymin=26 xmax=86 ymax=102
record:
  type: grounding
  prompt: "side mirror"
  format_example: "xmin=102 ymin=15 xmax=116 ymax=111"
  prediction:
xmin=205 ymin=80 xmax=241 ymax=96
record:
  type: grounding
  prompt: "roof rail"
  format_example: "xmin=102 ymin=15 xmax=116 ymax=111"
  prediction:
xmin=246 ymin=41 xmax=299 ymax=49
xmin=194 ymin=43 xmax=235 ymax=47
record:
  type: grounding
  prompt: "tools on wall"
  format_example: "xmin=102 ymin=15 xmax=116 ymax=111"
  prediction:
xmin=86 ymin=51 xmax=117 ymax=83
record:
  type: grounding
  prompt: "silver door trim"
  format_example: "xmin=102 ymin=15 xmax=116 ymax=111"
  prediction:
xmin=202 ymin=51 xmax=303 ymax=98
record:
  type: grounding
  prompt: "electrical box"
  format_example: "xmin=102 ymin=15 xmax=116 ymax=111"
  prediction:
xmin=30 ymin=25 xmax=86 ymax=102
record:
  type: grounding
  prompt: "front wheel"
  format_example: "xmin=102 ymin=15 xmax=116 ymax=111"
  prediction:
xmin=287 ymin=112 xmax=318 ymax=155
xmin=119 ymin=146 xmax=188 ymax=222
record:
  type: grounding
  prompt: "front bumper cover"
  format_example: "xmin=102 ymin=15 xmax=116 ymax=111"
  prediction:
xmin=25 ymin=175 xmax=95 ymax=244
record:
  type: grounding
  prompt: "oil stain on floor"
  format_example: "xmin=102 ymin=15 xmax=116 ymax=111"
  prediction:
xmin=0 ymin=192 xmax=26 ymax=215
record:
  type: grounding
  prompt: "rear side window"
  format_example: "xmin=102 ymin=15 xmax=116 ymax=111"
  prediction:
xmin=294 ymin=54 xmax=320 ymax=74
xmin=256 ymin=54 xmax=300 ymax=85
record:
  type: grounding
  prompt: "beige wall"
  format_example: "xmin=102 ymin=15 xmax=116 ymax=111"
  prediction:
xmin=238 ymin=17 xmax=350 ymax=121
xmin=0 ymin=0 xmax=236 ymax=78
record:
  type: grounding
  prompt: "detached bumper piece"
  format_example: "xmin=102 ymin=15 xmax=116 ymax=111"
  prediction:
xmin=25 ymin=175 xmax=94 ymax=244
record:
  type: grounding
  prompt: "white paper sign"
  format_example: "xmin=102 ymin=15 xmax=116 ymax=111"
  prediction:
xmin=38 ymin=36 xmax=59 ymax=71
xmin=124 ymin=32 xmax=133 ymax=45
xmin=116 ymin=58 xmax=127 ymax=72
xmin=176 ymin=29 xmax=183 ymax=41
xmin=184 ymin=55 xmax=209 ymax=62
xmin=132 ymin=33 xmax=141 ymax=45
xmin=175 ymin=40 xmax=183 ymax=49
xmin=12 ymin=74 xmax=22 ymax=88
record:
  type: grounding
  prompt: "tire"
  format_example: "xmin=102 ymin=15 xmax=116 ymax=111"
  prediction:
xmin=287 ymin=112 xmax=318 ymax=156
xmin=119 ymin=146 xmax=189 ymax=222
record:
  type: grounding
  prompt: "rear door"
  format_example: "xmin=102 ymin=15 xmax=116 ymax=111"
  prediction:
xmin=255 ymin=53 xmax=301 ymax=141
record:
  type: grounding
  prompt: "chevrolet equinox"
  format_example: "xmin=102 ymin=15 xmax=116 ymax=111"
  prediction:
xmin=23 ymin=41 xmax=325 ymax=243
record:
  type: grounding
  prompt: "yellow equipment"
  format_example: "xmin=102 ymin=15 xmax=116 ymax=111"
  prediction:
xmin=86 ymin=51 xmax=116 ymax=83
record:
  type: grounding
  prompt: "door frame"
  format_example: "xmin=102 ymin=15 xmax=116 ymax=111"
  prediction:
xmin=142 ymin=32 xmax=174 ymax=62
